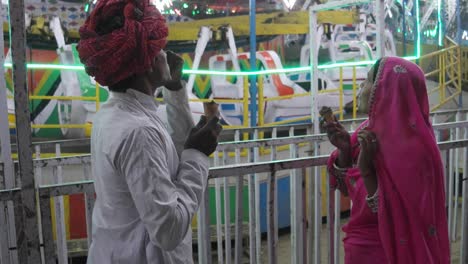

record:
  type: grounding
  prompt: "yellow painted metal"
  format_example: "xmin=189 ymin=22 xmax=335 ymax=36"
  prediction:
xmin=8 ymin=113 xmax=15 ymax=125
xmin=50 ymin=196 xmax=71 ymax=241
xmin=190 ymin=98 xmax=244 ymax=103
xmin=458 ymin=47 xmax=463 ymax=93
xmin=243 ymin=77 xmax=249 ymax=128
xmin=352 ymin=67 xmax=357 ymax=119
xmin=266 ymin=116 xmax=311 ymax=126
xmin=263 ymin=92 xmax=310 ymax=102
xmin=258 ymin=75 xmax=265 ymax=127
xmin=339 ymin=67 xmax=344 ymax=120
xmin=29 ymin=95 xmax=97 ymax=101
xmin=167 ymin=10 xmax=359 ymax=41
xmin=95 ymin=83 xmax=100 ymax=111
xmin=4 ymin=10 xmax=359 ymax=41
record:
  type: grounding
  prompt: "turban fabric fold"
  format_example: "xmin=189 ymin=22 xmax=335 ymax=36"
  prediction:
xmin=77 ymin=0 xmax=168 ymax=86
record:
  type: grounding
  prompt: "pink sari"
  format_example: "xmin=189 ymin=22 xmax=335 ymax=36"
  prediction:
xmin=328 ymin=57 xmax=450 ymax=263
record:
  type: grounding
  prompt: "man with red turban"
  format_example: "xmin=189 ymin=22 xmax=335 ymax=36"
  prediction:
xmin=78 ymin=1 xmax=222 ymax=263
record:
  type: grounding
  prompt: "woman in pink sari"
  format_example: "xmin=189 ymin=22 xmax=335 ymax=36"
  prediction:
xmin=325 ymin=57 xmax=450 ymax=263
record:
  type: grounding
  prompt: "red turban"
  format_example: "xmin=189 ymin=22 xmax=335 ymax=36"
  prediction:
xmin=77 ymin=0 xmax=168 ymax=86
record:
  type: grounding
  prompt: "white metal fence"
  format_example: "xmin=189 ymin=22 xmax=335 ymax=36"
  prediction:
xmin=0 ymin=109 xmax=468 ymax=264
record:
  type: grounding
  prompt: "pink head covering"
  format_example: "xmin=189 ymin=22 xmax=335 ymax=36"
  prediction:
xmin=368 ymin=57 xmax=450 ymax=263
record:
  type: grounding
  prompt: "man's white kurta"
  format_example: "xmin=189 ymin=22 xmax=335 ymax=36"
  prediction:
xmin=87 ymin=88 xmax=209 ymax=263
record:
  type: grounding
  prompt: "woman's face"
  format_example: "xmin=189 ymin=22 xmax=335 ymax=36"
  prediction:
xmin=357 ymin=66 xmax=375 ymax=113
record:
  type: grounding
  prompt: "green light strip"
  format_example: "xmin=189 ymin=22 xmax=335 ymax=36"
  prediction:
xmin=3 ymin=56 xmax=420 ymax=76
xmin=4 ymin=63 xmax=85 ymax=71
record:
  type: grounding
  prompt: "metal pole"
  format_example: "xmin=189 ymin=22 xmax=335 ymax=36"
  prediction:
xmin=249 ymin=0 xmax=257 ymax=128
xmin=290 ymin=127 xmax=303 ymax=264
xmin=461 ymin=114 xmax=468 ymax=264
xmin=0 ymin=3 xmax=17 ymax=263
xmin=402 ymin=0 xmax=407 ymax=56
xmin=309 ymin=7 xmax=321 ymax=264
xmin=456 ymin=0 xmax=463 ymax=107
xmin=8 ymin=0 xmax=41 ymax=262
xmin=250 ymin=130 xmax=259 ymax=264
xmin=376 ymin=0 xmax=386 ymax=58
xmin=234 ymin=131 xmax=244 ymax=264
xmin=213 ymin=151 xmax=224 ymax=264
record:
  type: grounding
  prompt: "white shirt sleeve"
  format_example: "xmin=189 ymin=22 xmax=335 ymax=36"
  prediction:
xmin=116 ymin=126 xmax=209 ymax=251
xmin=163 ymin=83 xmax=194 ymax=156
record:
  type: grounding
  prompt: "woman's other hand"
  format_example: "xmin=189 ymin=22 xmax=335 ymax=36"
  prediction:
xmin=324 ymin=122 xmax=351 ymax=151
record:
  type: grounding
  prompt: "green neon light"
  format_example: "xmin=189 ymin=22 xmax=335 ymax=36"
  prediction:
xmin=84 ymin=4 xmax=89 ymax=13
xmin=4 ymin=63 xmax=85 ymax=71
xmin=3 ymin=56 xmax=420 ymax=76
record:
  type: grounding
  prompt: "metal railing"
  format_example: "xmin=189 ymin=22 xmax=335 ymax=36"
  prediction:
xmin=0 ymin=109 xmax=468 ymax=264
xmin=418 ymin=37 xmax=463 ymax=111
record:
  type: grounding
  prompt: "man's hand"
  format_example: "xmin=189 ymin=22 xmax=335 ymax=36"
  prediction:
xmin=184 ymin=116 xmax=223 ymax=156
xmin=164 ymin=50 xmax=184 ymax=91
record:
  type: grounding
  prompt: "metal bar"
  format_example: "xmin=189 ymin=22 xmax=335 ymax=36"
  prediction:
xmin=39 ymin=181 xmax=95 ymax=197
xmin=334 ymin=189 xmax=341 ymax=264
xmin=29 ymin=95 xmax=97 ymax=101
xmin=267 ymin=170 xmax=277 ymax=264
xmin=222 ymin=150 xmax=232 ymax=264
xmin=452 ymin=113 xmax=461 ymax=241
xmin=327 ymin=179 xmax=335 ymax=264
xmin=425 ymin=68 xmax=442 ymax=77
xmin=95 ymin=83 xmax=100 ymax=111
xmin=376 ymin=0 xmax=385 ymax=58
xmin=9 ymin=0 xmax=41 ymax=261
xmin=34 ymin=155 xmax=91 ymax=168
xmin=352 ymin=67 xmax=357 ymax=119
xmin=217 ymin=134 xmax=328 ymax=151
xmin=249 ymin=0 xmax=257 ymax=129
xmin=290 ymin=127 xmax=303 ymax=264
xmin=217 ymin=109 xmax=468 ymax=134
xmin=53 ymin=145 xmax=68 ymax=264
xmin=268 ymin=128 xmax=278 ymax=264
xmin=208 ymin=156 xmax=330 ymax=179
xmin=39 ymin=196 xmax=55 ymax=264
xmin=448 ymin=128 xmax=455 ymax=238
xmin=339 ymin=67 xmax=344 ymax=120
xmin=0 ymin=5 xmax=15 ymax=262
xmin=0 ymin=202 xmax=10 ymax=264
xmin=310 ymin=0 xmax=370 ymax=11
xmin=460 ymin=114 xmax=467 ymax=264
xmin=252 ymin=133 xmax=262 ymax=263
xmin=204 ymin=183 xmax=212 ymax=264
xmin=0 ymin=189 xmax=20 ymax=202
xmin=457 ymin=46 xmax=462 ymax=107
xmin=213 ymin=151 xmax=224 ymax=264
xmin=234 ymin=131 xmax=244 ymax=264
xmin=83 ymin=156 xmax=94 ymax=249
xmin=84 ymin=191 xmax=94 ymax=249
xmin=313 ymin=153 xmax=322 ymax=264
xmin=34 ymin=146 xmax=45 ymax=263
xmin=251 ymin=130 xmax=260 ymax=264
xmin=197 ymin=188 xmax=207 ymax=264
xmin=306 ymin=127 xmax=314 ymax=264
